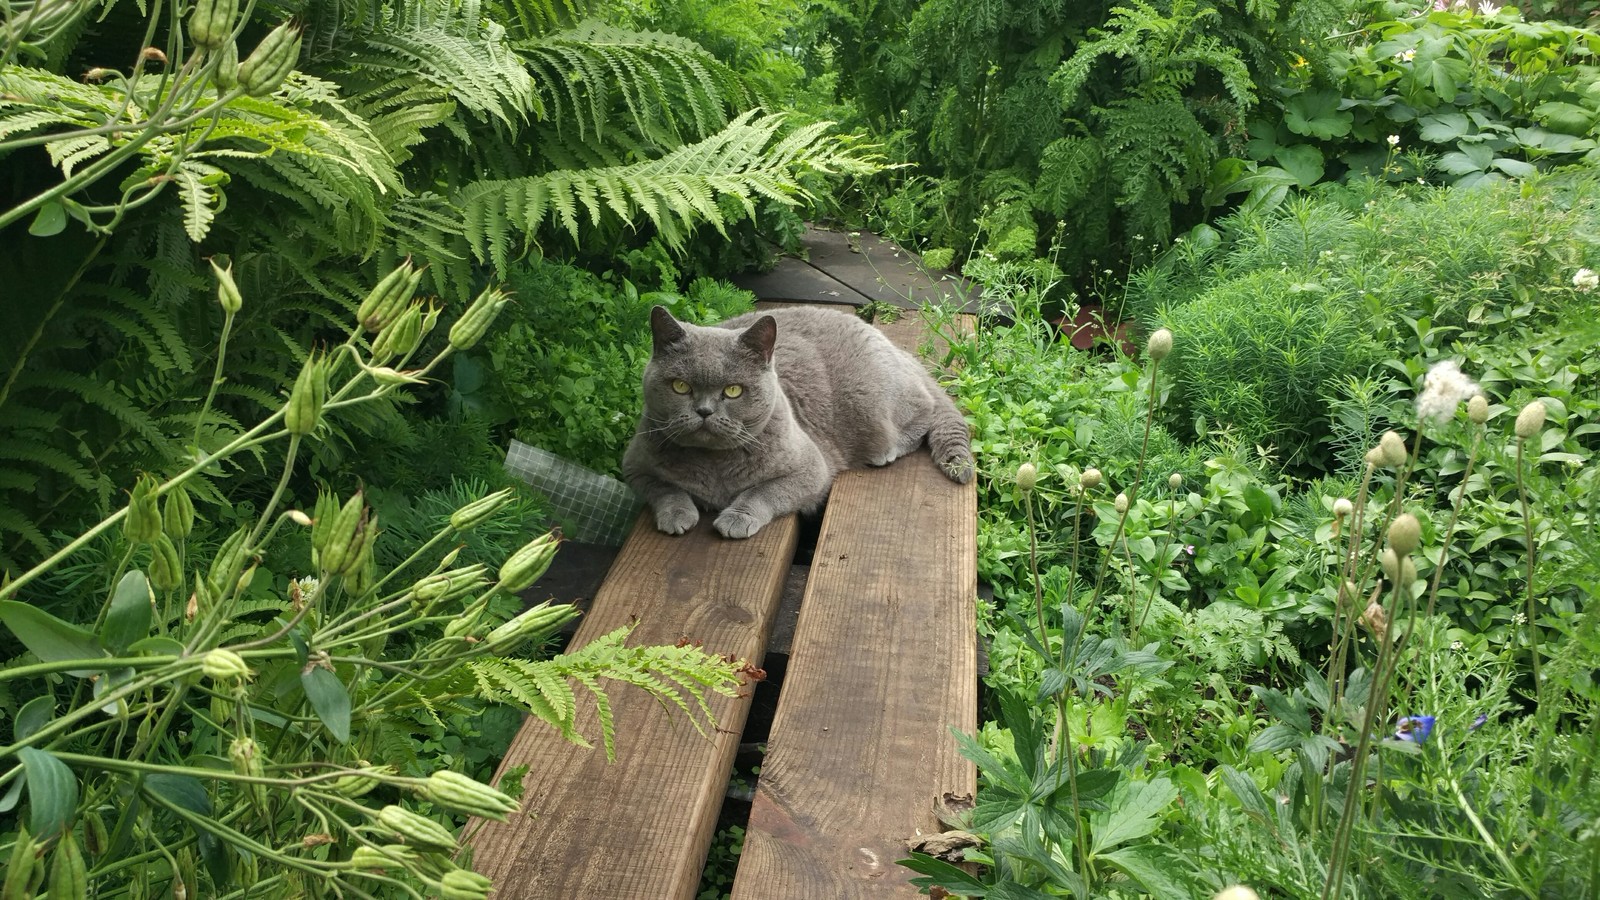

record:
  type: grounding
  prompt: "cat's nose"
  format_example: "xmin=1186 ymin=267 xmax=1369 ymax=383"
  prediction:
xmin=694 ymin=402 xmax=715 ymax=418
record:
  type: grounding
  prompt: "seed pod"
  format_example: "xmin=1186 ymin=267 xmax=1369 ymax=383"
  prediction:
xmin=1146 ymin=328 xmax=1173 ymax=361
xmin=1467 ymin=394 xmax=1489 ymax=425
xmin=1079 ymin=468 xmax=1102 ymax=490
xmin=369 ymin=304 xmax=422 ymax=364
xmin=237 ymin=21 xmax=302 ymax=97
xmin=150 ymin=533 xmax=183 ymax=593
xmin=408 ymin=565 xmax=490 ymax=614
xmin=485 ymin=602 xmax=579 ymax=653
xmin=450 ymin=488 xmax=515 ymax=532
xmin=448 ymin=286 xmax=511 ymax=351
xmin=1168 ymin=472 xmax=1183 ymax=491
xmin=205 ymin=526 xmax=252 ymax=602
xmin=82 ymin=811 xmax=108 ymax=859
xmin=1014 ymin=463 xmax=1037 ymax=494
xmin=284 ymin=353 xmax=327 ymax=437
xmin=437 ymin=869 xmax=494 ymax=900
xmin=1113 ymin=492 xmax=1129 ymax=515
xmin=498 ymin=532 xmax=561 ymax=593
xmin=1377 ymin=430 xmax=1408 ymax=468
xmin=350 ymin=845 xmax=416 ymax=870
xmin=356 ymin=258 xmax=419 ymax=333
xmin=376 ymin=805 xmax=458 ymax=852
xmin=309 ymin=489 xmax=339 ymax=567
xmin=201 ymin=648 xmax=251 ymax=682
xmin=2 ymin=825 xmax=41 ymax=900
xmin=213 ymin=39 xmax=239 ymax=91
xmin=48 ymin=830 xmax=87 ymax=900
xmin=1514 ymin=400 xmax=1546 ymax=439
xmin=163 ymin=483 xmax=195 ymax=540
xmin=318 ymin=492 xmax=366 ymax=576
xmin=343 ymin=534 xmax=377 ymax=597
xmin=1332 ymin=497 xmax=1353 ymax=519
xmin=329 ymin=764 xmax=394 ymax=798
xmin=419 ymin=770 xmax=520 ymax=821
xmin=443 ymin=600 xmax=488 ymax=640
xmin=124 ymin=474 xmax=162 ymax=545
xmin=188 ymin=0 xmax=237 ymax=51
xmin=211 ymin=258 xmax=242 ymax=315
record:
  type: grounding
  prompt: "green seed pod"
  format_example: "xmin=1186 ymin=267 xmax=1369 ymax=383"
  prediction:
xmin=485 ymin=602 xmax=579 ymax=654
xmin=149 ymin=534 xmax=183 ymax=593
xmin=343 ymin=532 xmax=377 ymax=597
xmin=163 ymin=483 xmax=195 ymax=541
xmin=356 ymin=258 xmax=417 ymax=333
xmin=449 ymin=488 xmax=515 ymax=532
xmin=497 ymin=531 xmax=561 ymax=593
xmin=213 ymin=39 xmax=239 ymax=91
xmin=82 ymin=812 xmax=108 ymax=859
xmin=1079 ymin=468 xmax=1102 ymax=490
xmin=349 ymin=845 xmax=416 ymax=871
xmin=1113 ymin=492 xmax=1129 ymax=515
xmin=1514 ymin=400 xmax=1547 ymax=439
xmin=1387 ymin=513 xmax=1421 ymax=557
xmin=443 ymin=599 xmax=488 ymax=641
xmin=309 ymin=489 xmax=339 ymax=566
xmin=124 ymin=474 xmax=162 ymax=545
xmin=284 ymin=353 xmax=328 ymax=437
xmin=205 ymin=526 xmax=252 ymax=602
xmin=407 ymin=565 xmax=490 ymax=614
xmin=1377 ymin=430 xmax=1408 ymax=468
xmin=1168 ymin=472 xmax=1183 ymax=491
xmin=2 ymin=825 xmax=41 ymax=900
xmin=370 ymin=304 xmax=423 ymax=363
xmin=48 ymin=830 xmax=87 ymax=900
xmin=210 ymin=258 xmax=242 ymax=315
xmin=188 ymin=0 xmax=237 ymax=51
xmin=448 ymin=286 xmax=511 ymax=351
xmin=1014 ymin=463 xmax=1037 ymax=494
xmin=376 ymin=805 xmax=458 ymax=852
xmin=1146 ymin=327 xmax=1173 ymax=361
xmin=1467 ymin=394 xmax=1489 ymax=425
xmin=419 ymin=770 xmax=519 ymax=821
xmin=202 ymin=648 xmax=251 ymax=682
xmin=437 ymin=869 xmax=494 ymax=900
xmin=318 ymin=493 xmax=366 ymax=577
xmin=237 ymin=21 xmax=302 ymax=97
xmin=328 ymin=764 xmax=394 ymax=798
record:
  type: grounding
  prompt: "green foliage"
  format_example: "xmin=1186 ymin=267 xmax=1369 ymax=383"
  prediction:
xmin=478 ymin=257 xmax=753 ymax=474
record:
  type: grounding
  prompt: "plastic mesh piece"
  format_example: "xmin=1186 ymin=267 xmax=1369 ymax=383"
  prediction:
xmin=503 ymin=440 xmax=642 ymax=546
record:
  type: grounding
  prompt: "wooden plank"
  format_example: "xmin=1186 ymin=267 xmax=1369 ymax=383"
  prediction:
xmin=730 ymin=451 xmax=978 ymax=899
xmin=469 ymin=512 xmax=798 ymax=899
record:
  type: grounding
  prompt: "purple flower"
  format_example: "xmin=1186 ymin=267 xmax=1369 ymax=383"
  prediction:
xmin=1470 ymin=714 xmax=1488 ymax=730
xmin=1184 ymin=544 xmax=1196 ymax=556
xmin=1395 ymin=715 xmax=1436 ymax=743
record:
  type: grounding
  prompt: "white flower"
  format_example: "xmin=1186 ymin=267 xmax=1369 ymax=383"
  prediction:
xmin=1396 ymin=48 xmax=1416 ymax=63
xmin=1573 ymin=267 xmax=1598 ymax=292
xmin=1387 ymin=134 xmax=1401 ymax=147
xmin=1513 ymin=612 xmax=1527 ymax=625
xmin=1450 ymin=640 xmax=1464 ymax=651
xmin=1479 ymin=1 xmax=1499 ymax=15
xmin=1417 ymin=360 xmax=1482 ymax=425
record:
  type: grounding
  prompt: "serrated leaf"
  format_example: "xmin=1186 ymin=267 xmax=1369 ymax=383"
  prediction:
xmin=0 ymin=600 xmax=108 ymax=676
xmin=1248 ymin=723 xmax=1303 ymax=752
xmin=1252 ymin=686 xmax=1311 ymax=731
xmin=1090 ymin=777 xmax=1177 ymax=854
xmin=19 ymin=747 xmax=77 ymax=839
xmin=1100 ymin=844 xmax=1193 ymax=900
xmin=102 ymin=570 xmax=153 ymax=653
xmin=301 ymin=665 xmax=352 ymax=743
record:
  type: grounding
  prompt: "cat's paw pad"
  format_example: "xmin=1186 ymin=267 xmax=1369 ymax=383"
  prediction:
xmin=714 ymin=507 xmax=765 ymax=540
xmin=937 ymin=450 xmax=975 ymax=485
xmin=655 ymin=504 xmax=699 ymax=535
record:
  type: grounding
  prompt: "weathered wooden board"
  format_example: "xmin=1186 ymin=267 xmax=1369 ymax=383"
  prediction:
xmin=730 ymin=450 xmax=978 ymax=898
xmin=468 ymin=512 xmax=798 ymax=900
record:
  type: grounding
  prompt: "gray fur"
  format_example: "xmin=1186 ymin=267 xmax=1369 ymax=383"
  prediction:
xmin=623 ymin=305 xmax=973 ymax=539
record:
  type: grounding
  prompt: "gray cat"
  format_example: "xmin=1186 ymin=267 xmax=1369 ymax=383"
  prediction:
xmin=622 ymin=305 xmax=973 ymax=540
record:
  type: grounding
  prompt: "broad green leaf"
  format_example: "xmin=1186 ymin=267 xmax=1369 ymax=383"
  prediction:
xmin=144 ymin=774 xmax=229 ymax=883
xmin=1090 ymin=777 xmax=1177 ymax=854
xmin=1492 ymin=157 xmax=1537 ymax=178
xmin=1419 ymin=112 xmax=1471 ymax=144
xmin=1219 ymin=764 xmax=1273 ymax=822
xmin=28 ymin=201 xmax=66 ymax=236
xmin=18 ymin=747 xmax=77 ymax=838
xmin=17 ymin=695 xmax=53 ymax=740
xmin=898 ymin=852 xmax=990 ymax=895
xmin=1248 ymin=723 xmax=1303 ymax=752
xmin=301 ymin=665 xmax=352 ymax=743
xmin=102 ymin=570 xmax=153 ymax=654
xmin=1252 ymin=686 xmax=1311 ymax=732
xmin=1275 ymin=144 xmax=1325 ymax=186
xmin=1100 ymin=844 xmax=1193 ymax=900
xmin=128 ymin=636 xmax=185 ymax=655
xmin=0 ymin=600 xmax=108 ymax=676
xmin=1283 ymin=90 xmax=1352 ymax=139
xmin=1037 ymin=667 xmax=1067 ymax=702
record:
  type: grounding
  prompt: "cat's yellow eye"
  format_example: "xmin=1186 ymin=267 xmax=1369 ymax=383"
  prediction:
xmin=671 ymin=379 xmax=691 ymax=394
xmin=723 ymin=384 xmax=743 ymax=399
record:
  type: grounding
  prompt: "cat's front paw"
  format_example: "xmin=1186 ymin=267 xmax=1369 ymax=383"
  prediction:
xmin=654 ymin=502 xmax=699 ymax=535
xmin=937 ymin=448 xmax=975 ymax=485
xmin=714 ymin=507 xmax=767 ymax=540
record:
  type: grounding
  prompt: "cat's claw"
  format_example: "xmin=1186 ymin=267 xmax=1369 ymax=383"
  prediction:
xmin=714 ymin=508 xmax=764 ymax=540
xmin=655 ymin=504 xmax=699 ymax=535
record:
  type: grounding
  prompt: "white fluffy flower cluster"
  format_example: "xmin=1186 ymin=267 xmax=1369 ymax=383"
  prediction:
xmin=1417 ymin=360 xmax=1481 ymax=425
xmin=1573 ymin=267 xmax=1598 ymax=292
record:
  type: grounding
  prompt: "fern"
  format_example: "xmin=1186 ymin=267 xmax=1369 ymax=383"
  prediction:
xmin=465 ymin=624 xmax=749 ymax=762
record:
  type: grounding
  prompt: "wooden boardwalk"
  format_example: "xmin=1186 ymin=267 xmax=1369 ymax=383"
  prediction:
xmin=469 ymin=227 xmax=979 ymax=898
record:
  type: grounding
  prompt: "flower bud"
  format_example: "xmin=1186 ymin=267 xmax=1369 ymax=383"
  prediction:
xmin=211 ymin=258 xmax=242 ymax=315
xmin=1387 ymin=513 xmax=1421 ymax=556
xmin=1332 ymin=497 xmax=1353 ymax=519
xmin=1146 ymin=328 xmax=1173 ymax=361
xmin=1080 ymin=468 xmax=1102 ymax=490
xmin=1015 ymin=463 xmax=1037 ymax=494
xmin=123 ymin=474 xmax=162 ymax=545
xmin=1167 ymin=472 xmax=1182 ymax=491
xmin=1113 ymin=492 xmax=1129 ymax=514
xmin=1467 ymin=394 xmax=1488 ymax=425
xmin=1214 ymin=887 xmax=1261 ymax=900
xmin=498 ymin=532 xmax=560 ymax=593
xmin=1377 ymin=430 xmax=1408 ymax=468
xmin=1514 ymin=400 xmax=1546 ymax=439
xmin=201 ymin=648 xmax=251 ymax=682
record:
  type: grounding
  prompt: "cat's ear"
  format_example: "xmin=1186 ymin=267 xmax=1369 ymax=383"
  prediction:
xmin=737 ymin=315 xmax=777 ymax=364
xmin=649 ymin=306 xmax=687 ymax=351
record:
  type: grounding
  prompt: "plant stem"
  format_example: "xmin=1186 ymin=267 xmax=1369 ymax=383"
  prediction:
xmin=1515 ymin=436 xmax=1543 ymax=711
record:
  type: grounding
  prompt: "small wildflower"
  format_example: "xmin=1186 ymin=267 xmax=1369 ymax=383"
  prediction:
xmin=1471 ymin=713 xmax=1488 ymax=730
xmin=1397 ymin=49 xmax=1416 ymax=63
xmin=1450 ymin=640 xmax=1464 ymax=650
xmin=1184 ymin=544 xmax=1196 ymax=556
xmin=1387 ymin=133 xmax=1401 ymax=146
xmin=1432 ymin=0 xmax=1446 ymax=8
xmin=1479 ymin=1 xmax=1499 ymax=15
xmin=1395 ymin=715 xmax=1436 ymax=743
xmin=1147 ymin=328 xmax=1174 ymax=361
xmin=1333 ymin=497 xmax=1353 ymax=519
xmin=1514 ymin=400 xmax=1547 ymax=439
xmin=1513 ymin=612 xmax=1527 ymax=625
xmin=1573 ymin=268 xmax=1599 ymax=292
xmin=1468 ymin=394 xmax=1489 ymax=424
xmin=1417 ymin=360 xmax=1480 ymax=425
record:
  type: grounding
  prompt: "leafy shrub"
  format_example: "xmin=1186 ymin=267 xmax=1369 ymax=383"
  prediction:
xmin=479 ymin=258 xmax=754 ymax=474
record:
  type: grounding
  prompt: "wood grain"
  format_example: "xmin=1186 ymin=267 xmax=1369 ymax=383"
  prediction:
xmin=730 ymin=451 xmax=978 ymax=899
xmin=467 ymin=512 xmax=798 ymax=900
